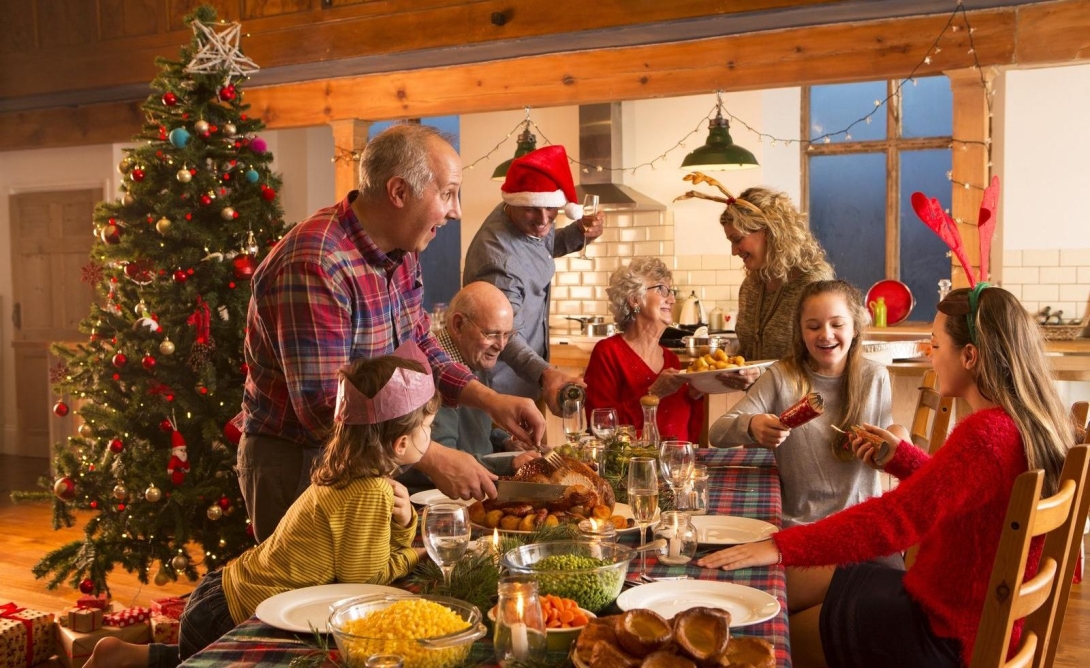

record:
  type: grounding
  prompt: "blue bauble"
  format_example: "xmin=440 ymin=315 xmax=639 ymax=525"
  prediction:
xmin=169 ymin=128 xmax=191 ymax=148
xmin=244 ymin=169 xmax=260 ymax=183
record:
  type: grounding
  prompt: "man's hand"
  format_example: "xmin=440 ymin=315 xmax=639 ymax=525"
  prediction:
xmin=512 ymin=451 xmax=542 ymax=470
xmin=459 ymin=380 xmax=546 ymax=449
xmin=387 ymin=478 xmax=414 ymax=528
xmin=580 ymin=212 xmax=604 ymax=241
xmin=414 ymin=442 xmax=498 ymax=500
xmin=541 ymin=367 xmax=584 ymax=416
xmin=503 ymin=436 xmax=536 ymax=452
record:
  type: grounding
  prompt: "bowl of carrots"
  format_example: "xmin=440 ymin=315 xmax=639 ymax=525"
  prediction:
xmin=490 ymin=594 xmax=595 ymax=652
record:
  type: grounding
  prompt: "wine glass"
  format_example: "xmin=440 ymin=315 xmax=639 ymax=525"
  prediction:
xmin=591 ymin=408 xmax=617 ymax=442
xmin=579 ymin=195 xmax=599 ymax=259
xmin=562 ymin=398 xmax=586 ymax=445
xmin=627 ymin=457 xmax=659 ymax=578
xmin=422 ymin=502 xmax=471 ymax=589
xmin=658 ymin=440 xmax=695 ymax=511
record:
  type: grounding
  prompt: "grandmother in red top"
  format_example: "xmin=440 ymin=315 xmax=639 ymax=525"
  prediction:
xmin=583 ymin=257 xmax=703 ymax=443
xmin=697 ymin=284 xmax=1073 ymax=668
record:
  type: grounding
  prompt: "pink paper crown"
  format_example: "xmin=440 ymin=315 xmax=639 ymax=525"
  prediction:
xmin=911 ymin=175 xmax=999 ymax=287
xmin=334 ymin=341 xmax=435 ymax=425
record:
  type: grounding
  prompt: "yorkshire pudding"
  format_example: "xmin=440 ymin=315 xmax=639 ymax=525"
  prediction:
xmin=719 ymin=636 xmax=776 ymax=668
xmin=615 ymin=608 xmax=673 ymax=657
xmin=672 ymin=607 xmax=731 ymax=664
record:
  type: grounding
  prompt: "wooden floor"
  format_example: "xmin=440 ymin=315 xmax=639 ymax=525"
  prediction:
xmin=3 ymin=454 xmax=1089 ymax=666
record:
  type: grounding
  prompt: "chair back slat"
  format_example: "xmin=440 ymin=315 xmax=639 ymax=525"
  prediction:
xmin=910 ymin=369 xmax=955 ymax=454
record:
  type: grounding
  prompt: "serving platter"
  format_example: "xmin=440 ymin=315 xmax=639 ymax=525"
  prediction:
xmin=408 ymin=489 xmax=472 ymax=507
xmin=471 ymin=502 xmax=657 ymax=535
xmin=680 ymin=360 xmax=775 ymax=394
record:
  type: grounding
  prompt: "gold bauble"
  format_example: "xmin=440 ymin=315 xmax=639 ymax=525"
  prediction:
xmin=155 ymin=217 xmax=171 ymax=234
xmin=159 ymin=338 xmax=176 ymax=356
xmin=206 ymin=505 xmax=223 ymax=521
xmin=154 ymin=571 xmax=170 ymax=587
xmin=144 ymin=485 xmax=162 ymax=503
xmin=112 ymin=484 xmax=127 ymax=501
xmin=78 ymin=423 xmax=93 ymax=438
xmin=194 ymin=120 xmax=210 ymax=135
xmin=171 ymin=554 xmax=188 ymax=570
xmin=176 ymin=169 xmax=192 ymax=183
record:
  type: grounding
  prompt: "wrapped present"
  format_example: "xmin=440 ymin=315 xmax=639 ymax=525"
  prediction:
xmin=103 ymin=607 xmax=150 ymax=628
xmin=60 ymin=608 xmax=103 ymax=633
xmin=150 ymin=614 xmax=179 ymax=644
xmin=56 ymin=621 xmax=149 ymax=668
xmin=150 ymin=596 xmax=186 ymax=621
xmin=75 ymin=595 xmax=109 ymax=611
xmin=0 ymin=602 xmax=56 ymax=668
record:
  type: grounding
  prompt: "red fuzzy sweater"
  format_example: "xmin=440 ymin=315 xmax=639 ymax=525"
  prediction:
xmin=774 ymin=407 xmax=1037 ymax=666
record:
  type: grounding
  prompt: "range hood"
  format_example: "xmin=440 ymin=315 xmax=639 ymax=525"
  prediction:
xmin=575 ymin=103 xmax=666 ymax=211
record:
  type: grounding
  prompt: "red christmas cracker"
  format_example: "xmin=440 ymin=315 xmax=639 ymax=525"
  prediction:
xmin=151 ymin=596 xmax=186 ymax=621
xmin=778 ymin=392 xmax=825 ymax=428
xmin=103 ymin=606 xmax=150 ymax=628
xmin=0 ymin=602 xmax=56 ymax=668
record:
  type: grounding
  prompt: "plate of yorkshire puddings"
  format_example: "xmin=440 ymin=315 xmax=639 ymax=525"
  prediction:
xmin=572 ymin=606 xmax=776 ymax=668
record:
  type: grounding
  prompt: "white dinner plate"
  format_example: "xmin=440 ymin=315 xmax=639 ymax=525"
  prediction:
xmin=680 ymin=360 xmax=776 ymax=394
xmin=472 ymin=502 xmax=657 ymax=535
xmin=616 ymin=581 xmax=780 ymax=627
xmin=408 ymin=489 xmax=473 ymax=507
xmin=691 ymin=515 xmax=778 ymax=545
xmin=255 ymin=583 xmax=405 ymax=633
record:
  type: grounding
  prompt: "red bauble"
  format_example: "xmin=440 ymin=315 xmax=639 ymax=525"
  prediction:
xmin=79 ymin=578 xmax=95 ymax=594
xmin=53 ymin=476 xmax=77 ymax=501
xmin=130 ymin=168 xmax=145 ymax=182
xmin=124 ymin=260 xmax=155 ymax=285
xmin=218 ymin=85 xmax=236 ymax=101
xmin=162 ymin=91 xmax=177 ymax=106
xmin=112 ymin=353 xmax=127 ymax=368
xmin=109 ymin=438 xmax=124 ymax=453
xmin=217 ymin=496 xmax=231 ymax=510
xmin=223 ymin=421 xmax=242 ymax=445
xmin=231 ymin=254 xmax=255 ymax=280
xmin=100 ymin=224 xmax=122 ymax=245
xmin=159 ymin=419 xmax=173 ymax=433
xmin=261 ymin=186 xmax=277 ymax=201
xmin=199 ymin=194 xmax=212 ymax=206
xmin=141 ymin=355 xmax=156 ymax=371
xmin=173 ymin=270 xmax=188 ymax=283
xmin=89 ymin=500 xmax=98 ymax=509
xmin=53 ymin=401 xmax=69 ymax=417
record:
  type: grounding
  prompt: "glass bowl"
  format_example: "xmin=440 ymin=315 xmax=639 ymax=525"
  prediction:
xmin=328 ymin=593 xmax=487 ymax=668
xmin=501 ymin=540 xmax=635 ymax=613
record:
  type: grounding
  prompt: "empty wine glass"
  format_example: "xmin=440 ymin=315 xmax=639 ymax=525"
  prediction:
xmin=562 ymin=398 xmax=586 ymax=445
xmin=579 ymin=194 xmax=599 ymax=259
xmin=627 ymin=457 xmax=659 ymax=578
xmin=422 ymin=502 xmax=471 ymax=589
xmin=659 ymin=440 xmax=695 ymax=511
xmin=591 ymin=408 xmax=617 ymax=442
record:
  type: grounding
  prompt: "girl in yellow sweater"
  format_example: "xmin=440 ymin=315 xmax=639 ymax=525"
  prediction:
xmin=87 ymin=343 xmax=440 ymax=667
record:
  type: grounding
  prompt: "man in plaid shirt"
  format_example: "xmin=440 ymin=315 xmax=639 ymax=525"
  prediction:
xmin=236 ymin=125 xmax=545 ymax=541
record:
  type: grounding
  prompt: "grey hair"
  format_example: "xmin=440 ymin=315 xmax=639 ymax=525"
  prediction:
xmin=607 ymin=257 xmax=673 ymax=330
xmin=358 ymin=124 xmax=453 ymax=200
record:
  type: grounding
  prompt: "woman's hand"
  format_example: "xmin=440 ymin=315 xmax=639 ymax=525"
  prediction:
xmin=715 ymin=365 xmax=761 ymax=391
xmin=649 ymin=368 xmax=688 ymax=397
xmin=695 ymin=539 xmax=780 ymax=570
xmin=747 ymin=414 xmax=790 ymax=449
xmin=850 ymin=423 xmax=899 ymax=468
xmin=387 ymin=478 xmax=414 ymax=528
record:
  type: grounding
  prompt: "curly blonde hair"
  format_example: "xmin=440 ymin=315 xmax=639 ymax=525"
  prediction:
xmin=606 ymin=257 xmax=673 ymax=330
xmin=311 ymin=356 xmax=441 ymax=488
xmin=720 ymin=187 xmax=834 ymax=284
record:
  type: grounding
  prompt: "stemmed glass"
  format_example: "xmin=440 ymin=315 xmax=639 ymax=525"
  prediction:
xmin=659 ymin=440 xmax=695 ymax=511
xmin=562 ymin=398 xmax=586 ymax=445
xmin=627 ymin=457 xmax=659 ymax=578
xmin=579 ymin=194 xmax=599 ymax=259
xmin=591 ymin=408 xmax=617 ymax=442
xmin=422 ymin=502 xmax=471 ymax=589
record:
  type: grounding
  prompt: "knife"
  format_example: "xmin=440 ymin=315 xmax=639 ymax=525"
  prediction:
xmin=494 ymin=480 xmax=567 ymax=503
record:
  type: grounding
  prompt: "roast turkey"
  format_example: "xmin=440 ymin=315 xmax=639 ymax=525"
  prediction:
xmin=509 ymin=455 xmax=616 ymax=510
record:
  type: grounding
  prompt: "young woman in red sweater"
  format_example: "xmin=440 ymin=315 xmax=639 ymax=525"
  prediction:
xmin=696 ymin=285 xmax=1073 ymax=668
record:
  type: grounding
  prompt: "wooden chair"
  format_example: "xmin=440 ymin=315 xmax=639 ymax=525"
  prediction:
xmin=1072 ymin=401 xmax=1089 ymax=444
xmin=970 ymin=444 xmax=1090 ymax=668
xmin=910 ymin=369 xmax=955 ymax=455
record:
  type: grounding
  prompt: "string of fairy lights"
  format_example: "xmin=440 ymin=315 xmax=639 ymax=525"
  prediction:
xmin=335 ymin=1 xmax=995 ymax=193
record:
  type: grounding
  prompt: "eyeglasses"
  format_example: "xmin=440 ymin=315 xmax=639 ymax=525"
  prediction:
xmin=646 ymin=284 xmax=677 ymax=298
xmin=462 ymin=314 xmax=514 ymax=345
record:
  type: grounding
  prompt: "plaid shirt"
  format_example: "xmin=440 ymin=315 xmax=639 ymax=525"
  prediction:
xmin=237 ymin=192 xmax=473 ymax=447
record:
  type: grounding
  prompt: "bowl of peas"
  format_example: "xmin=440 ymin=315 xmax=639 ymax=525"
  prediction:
xmin=501 ymin=540 xmax=635 ymax=613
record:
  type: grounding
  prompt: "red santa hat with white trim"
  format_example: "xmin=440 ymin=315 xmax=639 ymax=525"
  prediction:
xmin=501 ymin=145 xmax=583 ymax=220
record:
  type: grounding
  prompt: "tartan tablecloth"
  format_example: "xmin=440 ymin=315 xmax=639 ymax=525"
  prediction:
xmin=180 ymin=446 xmax=789 ymax=667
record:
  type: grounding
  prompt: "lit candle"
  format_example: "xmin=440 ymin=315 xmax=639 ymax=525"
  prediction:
xmin=511 ymin=597 xmax=529 ymax=660
xmin=492 ymin=527 xmax=500 ymax=564
xmin=668 ymin=531 xmax=681 ymax=560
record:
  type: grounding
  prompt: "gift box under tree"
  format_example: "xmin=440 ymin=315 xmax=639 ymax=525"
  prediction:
xmin=55 ymin=621 xmax=149 ymax=668
xmin=0 ymin=602 xmax=56 ymax=668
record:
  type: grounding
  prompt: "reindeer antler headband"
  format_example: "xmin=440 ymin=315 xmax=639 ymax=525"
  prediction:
xmin=911 ymin=175 xmax=1000 ymax=344
xmin=673 ymin=172 xmax=764 ymax=216
xmin=334 ymin=341 xmax=435 ymax=425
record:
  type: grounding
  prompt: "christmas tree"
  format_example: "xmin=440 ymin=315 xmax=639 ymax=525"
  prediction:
xmin=33 ymin=5 xmax=284 ymax=595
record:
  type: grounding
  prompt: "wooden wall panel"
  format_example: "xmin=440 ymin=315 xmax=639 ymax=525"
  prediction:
xmin=100 ymin=0 xmax=163 ymax=41
xmin=36 ymin=0 xmax=95 ymax=49
xmin=243 ymin=0 xmax=313 ymax=20
xmin=1015 ymin=0 xmax=1090 ymax=64
xmin=0 ymin=1 xmax=37 ymax=54
xmin=169 ymin=0 xmax=239 ymax=30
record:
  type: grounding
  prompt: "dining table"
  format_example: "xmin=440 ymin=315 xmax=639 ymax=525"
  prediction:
xmin=179 ymin=446 xmax=790 ymax=667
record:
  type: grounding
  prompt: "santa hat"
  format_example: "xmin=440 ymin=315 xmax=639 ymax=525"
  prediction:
xmin=501 ymin=145 xmax=583 ymax=219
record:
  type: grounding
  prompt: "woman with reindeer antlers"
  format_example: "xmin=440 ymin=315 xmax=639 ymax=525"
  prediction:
xmin=676 ymin=175 xmax=834 ymax=390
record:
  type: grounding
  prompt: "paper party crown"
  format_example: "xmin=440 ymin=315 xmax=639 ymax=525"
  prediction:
xmin=334 ymin=341 xmax=435 ymax=425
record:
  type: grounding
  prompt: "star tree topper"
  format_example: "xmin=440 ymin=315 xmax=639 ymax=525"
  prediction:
xmin=184 ymin=19 xmax=260 ymax=79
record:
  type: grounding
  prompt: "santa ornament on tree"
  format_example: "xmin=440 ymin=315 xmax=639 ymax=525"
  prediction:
xmin=167 ymin=421 xmax=190 ymax=486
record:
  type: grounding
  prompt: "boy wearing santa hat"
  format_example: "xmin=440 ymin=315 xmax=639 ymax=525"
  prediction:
xmin=463 ymin=145 xmax=604 ymax=417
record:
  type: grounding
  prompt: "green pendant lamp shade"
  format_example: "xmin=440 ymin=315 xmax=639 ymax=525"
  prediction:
xmin=681 ymin=94 xmax=758 ymax=172
xmin=491 ymin=126 xmax=539 ymax=181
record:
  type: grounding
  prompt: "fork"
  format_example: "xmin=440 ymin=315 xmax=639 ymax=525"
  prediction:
xmin=543 ymin=448 xmax=568 ymax=472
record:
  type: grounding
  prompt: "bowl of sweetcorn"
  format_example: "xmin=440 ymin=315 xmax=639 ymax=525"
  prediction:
xmin=328 ymin=593 xmax=487 ymax=668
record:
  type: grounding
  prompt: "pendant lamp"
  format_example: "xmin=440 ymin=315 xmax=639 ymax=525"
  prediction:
xmin=681 ymin=92 xmax=758 ymax=172
xmin=491 ymin=126 xmax=538 ymax=181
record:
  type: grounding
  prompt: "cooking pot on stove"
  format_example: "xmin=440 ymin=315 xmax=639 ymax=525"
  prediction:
xmin=565 ymin=316 xmax=617 ymax=337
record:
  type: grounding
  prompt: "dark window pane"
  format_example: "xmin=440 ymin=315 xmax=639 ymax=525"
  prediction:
xmin=810 ymin=82 xmax=887 ymax=142
xmin=902 ymin=76 xmax=952 ymax=138
xmin=899 ymin=149 xmax=953 ymax=321
xmin=809 ymin=153 xmax=887 ymax=295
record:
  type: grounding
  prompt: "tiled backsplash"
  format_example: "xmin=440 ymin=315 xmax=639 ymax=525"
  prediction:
xmin=1001 ymin=249 xmax=1090 ymax=324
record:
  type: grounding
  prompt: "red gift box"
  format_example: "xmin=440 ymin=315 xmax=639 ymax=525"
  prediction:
xmin=75 ymin=595 xmax=109 ymax=611
xmin=150 ymin=596 xmax=186 ymax=621
xmin=0 ymin=602 xmax=56 ymax=668
xmin=103 ymin=607 xmax=150 ymax=628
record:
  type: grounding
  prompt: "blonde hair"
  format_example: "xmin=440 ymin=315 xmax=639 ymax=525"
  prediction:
xmin=719 ymin=187 xmax=834 ymax=284
xmin=937 ymin=287 xmax=1072 ymax=495
xmin=779 ymin=280 xmax=870 ymax=461
xmin=311 ymin=356 xmax=441 ymax=487
xmin=607 ymin=257 xmax=673 ymax=330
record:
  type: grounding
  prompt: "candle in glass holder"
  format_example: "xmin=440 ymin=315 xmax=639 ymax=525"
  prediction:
xmin=653 ymin=511 xmax=698 ymax=565
xmin=494 ymin=575 xmax=546 ymax=665
xmin=578 ymin=517 xmax=617 ymax=542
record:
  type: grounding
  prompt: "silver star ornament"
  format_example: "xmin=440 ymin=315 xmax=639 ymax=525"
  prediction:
xmin=184 ymin=20 xmax=260 ymax=79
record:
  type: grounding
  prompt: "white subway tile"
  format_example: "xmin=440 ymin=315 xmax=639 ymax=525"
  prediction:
xmin=1003 ymin=267 xmax=1040 ymax=285
xmin=612 ymin=213 xmax=634 ymax=228
xmin=675 ymin=255 xmax=702 ymax=270
xmin=552 ymin=286 xmax=569 ymax=300
xmin=1078 ymin=268 xmax=1090 ymax=284
xmin=1060 ymin=249 xmax=1090 ymax=266
xmin=569 ymin=286 xmax=594 ymax=300
xmin=554 ymin=258 xmax=569 ymax=273
xmin=1021 ymin=283 xmax=1059 ymax=302
xmin=662 ymin=241 xmax=674 ymax=257
xmin=1060 ymin=284 xmax=1090 ymax=303
xmin=634 ymin=241 xmax=663 ymax=256
xmin=582 ymin=272 xmax=608 ymax=286
xmin=1022 ymin=249 xmax=1059 ymax=267
xmin=703 ymin=285 xmax=733 ymax=301
xmin=701 ymin=254 xmax=727 ymax=270
xmin=1004 ymin=284 xmax=1022 ymax=301
xmin=556 ymin=272 xmax=581 ymax=286
xmin=1041 ymin=267 xmax=1077 ymax=284
xmin=596 ymin=256 xmax=621 ymax=272
xmin=689 ymin=270 xmax=718 ymax=285
xmin=556 ymin=300 xmax=582 ymax=314
xmin=1002 ymin=250 xmax=1022 ymax=267
xmin=612 ymin=243 xmax=633 ymax=257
